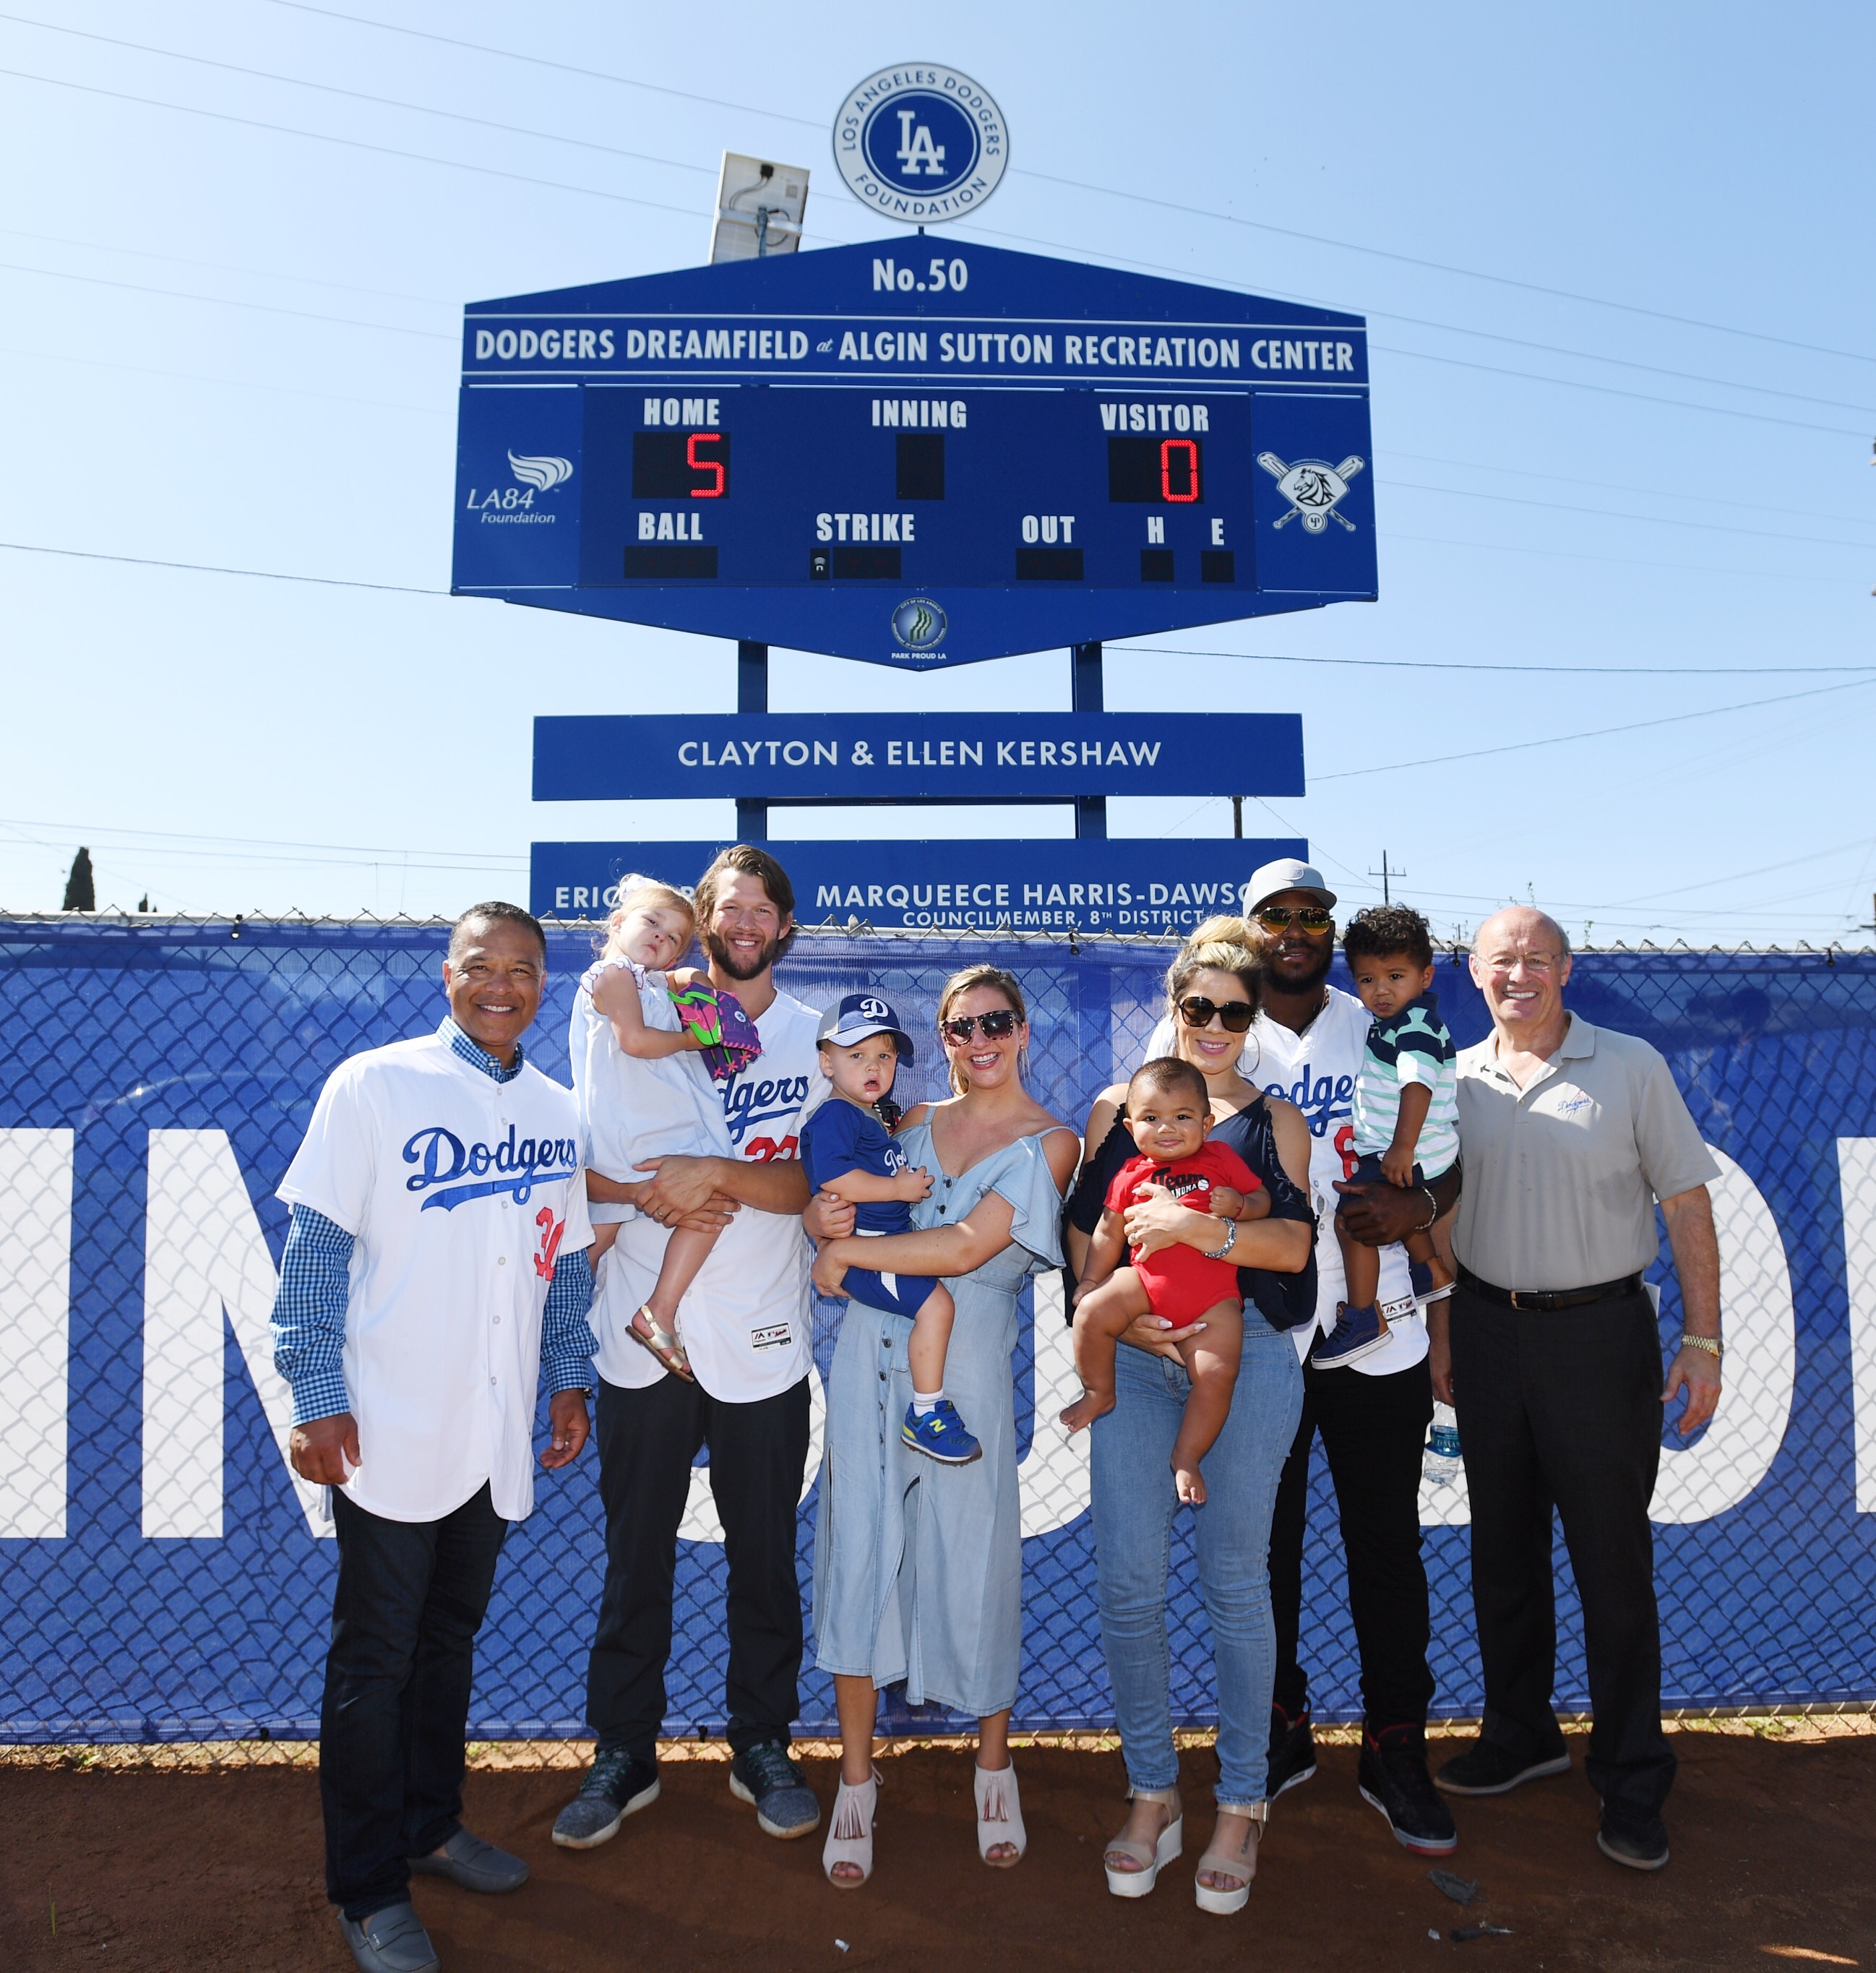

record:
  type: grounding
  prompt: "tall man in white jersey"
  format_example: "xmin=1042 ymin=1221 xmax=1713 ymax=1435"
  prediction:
xmin=1242 ymin=862 xmax=1464 ymax=1854
xmin=272 ymin=903 xmax=598 ymax=1973
xmin=554 ymin=846 xmax=826 ymax=1850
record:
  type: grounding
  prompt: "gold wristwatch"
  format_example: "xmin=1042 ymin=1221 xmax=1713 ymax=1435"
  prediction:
xmin=1677 ymin=1333 xmax=1723 ymax=1359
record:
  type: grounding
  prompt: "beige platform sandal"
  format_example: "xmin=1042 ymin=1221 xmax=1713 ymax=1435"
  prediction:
xmin=1193 ymin=1800 xmax=1266 ymax=1916
xmin=822 ymin=1766 xmax=881 ymax=1890
xmin=1103 ymin=1783 xmax=1183 ymax=1898
xmin=974 ymin=1761 xmax=1025 ymax=1867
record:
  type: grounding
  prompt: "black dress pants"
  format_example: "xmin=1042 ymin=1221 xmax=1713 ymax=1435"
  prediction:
xmin=1449 ymin=1284 xmax=1676 ymax=1816
xmin=586 ymin=1372 xmax=812 ymax=1764
xmin=322 ymin=1482 xmax=508 ymax=1921
xmin=1270 ymin=1351 xmax=1436 ymax=1735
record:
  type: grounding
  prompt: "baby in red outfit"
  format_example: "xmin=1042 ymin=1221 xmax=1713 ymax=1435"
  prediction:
xmin=1061 ymin=1057 xmax=1270 ymax=1503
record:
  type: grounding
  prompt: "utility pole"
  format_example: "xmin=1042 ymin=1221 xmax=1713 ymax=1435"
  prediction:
xmin=1231 ymin=796 xmax=1243 ymax=839
xmin=1368 ymin=850 xmax=1403 ymax=906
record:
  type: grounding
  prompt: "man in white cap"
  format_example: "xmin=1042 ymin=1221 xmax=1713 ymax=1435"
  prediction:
xmin=1238 ymin=859 xmax=1463 ymax=1854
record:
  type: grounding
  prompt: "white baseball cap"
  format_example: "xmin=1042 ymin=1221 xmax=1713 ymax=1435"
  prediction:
xmin=1244 ymin=858 xmax=1337 ymax=914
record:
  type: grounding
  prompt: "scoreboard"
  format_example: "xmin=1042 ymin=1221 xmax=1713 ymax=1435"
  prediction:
xmin=454 ymin=239 xmax=1375 ymax=670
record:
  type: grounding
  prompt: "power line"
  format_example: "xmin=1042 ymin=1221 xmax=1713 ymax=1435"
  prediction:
xmin=1385 ymin=528 xmax=1859 ymax=585
xmin=0 ymin=255 xmax=450 ymax=338
xmin=0 ymin=817 xmax=525 ymax=868
xmin=0 ymin=64 xmax=711 ymax=229
xmin=264 ymin=0 xmax=1876 ymax=370
xmin=0 ymin=13 xmax=721 ymax=182
xmin=0 ymin=540 xmax=445 ymax=593
xmin=1122 ymin=643 xmax=1876 ymax=677
xmin=1 ymin=341 xmax=446 ymax=415
xmin=1314 ymin=677 xmax=1876 ymax=782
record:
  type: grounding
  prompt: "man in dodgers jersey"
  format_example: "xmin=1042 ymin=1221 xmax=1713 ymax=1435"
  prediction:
xmin=272 ymin=902 xmax=598 ymax=1973
xmin=555 ymin=845 xmax=827 ymax=1852
xmin=1240 ymin=861 xmax=1465 ymax=1854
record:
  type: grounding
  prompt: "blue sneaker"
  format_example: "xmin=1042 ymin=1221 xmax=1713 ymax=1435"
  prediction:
xmin=902 ymin=1398 xmax=982 ymax=1463
xmin=1314 ymin=1303 xmax=1390 ymax=1369
xmin=1409 ymin=1258 xmax=1455 ymax=1304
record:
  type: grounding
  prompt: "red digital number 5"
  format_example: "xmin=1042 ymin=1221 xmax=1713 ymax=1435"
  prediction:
xmin=687 ymin=431 xmax=726 ymax=498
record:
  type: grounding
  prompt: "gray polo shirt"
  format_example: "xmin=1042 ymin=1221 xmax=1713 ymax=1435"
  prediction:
xmin=1453 ymin=1013 xmax=1718 ymax=1291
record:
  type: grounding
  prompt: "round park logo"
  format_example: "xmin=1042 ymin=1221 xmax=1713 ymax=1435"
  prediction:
xmin=891 ymin=596 xmax=947 ymax=654
xmin=833 ymin=66 xmax=1008 ymax=223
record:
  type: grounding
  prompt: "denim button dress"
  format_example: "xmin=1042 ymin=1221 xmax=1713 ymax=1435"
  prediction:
xmin=812 ymin=1127 xmax=1069 ymax=1718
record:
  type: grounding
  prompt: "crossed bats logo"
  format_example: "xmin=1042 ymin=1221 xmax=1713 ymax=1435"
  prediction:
xmin=508 ymin=450 xmax=574 ymax=492
xmin=1257 ymin=452 xmax=1365 ymax=533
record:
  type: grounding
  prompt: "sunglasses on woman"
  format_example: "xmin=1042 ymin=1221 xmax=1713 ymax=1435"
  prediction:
xmin=940 ymin=1008 xmax=1020 ymax=1043
xmin=1255 ymin=906 xmax=1334 ymax=934
xmin=1176 ymin=994 xmax=1255 ymax=1033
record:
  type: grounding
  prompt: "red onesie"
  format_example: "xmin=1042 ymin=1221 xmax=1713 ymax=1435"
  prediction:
xmin=1103 ymin=1141 xmax=1261 ymax=1331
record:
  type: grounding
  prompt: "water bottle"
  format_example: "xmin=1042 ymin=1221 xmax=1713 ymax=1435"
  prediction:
xmin=1423 ymin=1403 xmax=1462 ymax=1488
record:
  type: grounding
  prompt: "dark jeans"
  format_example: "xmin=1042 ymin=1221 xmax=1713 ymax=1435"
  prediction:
xmin=1270 ymin=1350 xmax=1435 ymax=1736
xmin=586 ymin=1372 xmax=811 ymax=1763
xmin=322 ymin=1482 xmax=508 ymax=1920
xmin=1449 ymin=1284 xmax=1676 ymax=1816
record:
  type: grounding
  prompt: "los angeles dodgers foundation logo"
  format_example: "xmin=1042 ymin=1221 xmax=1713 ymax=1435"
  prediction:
xmin=834 ymin=66 xmax=1009 ymax=223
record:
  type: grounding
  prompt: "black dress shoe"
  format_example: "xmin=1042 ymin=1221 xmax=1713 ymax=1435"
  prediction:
xmin=1358 ymin=1727 xmax=1458 ymax=1854
xmin=1598 ymin=1803 xmax=1670 ymax=1871
xmin=1434 ymin=1737 xmax=1571 ymax=1796
xmin=1266 ymin=1703 xmax=1317 ymax=1801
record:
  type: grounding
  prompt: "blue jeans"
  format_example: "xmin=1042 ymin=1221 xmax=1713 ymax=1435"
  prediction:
xmin=1090 ymin=1314 xmax=1304 ymax=1805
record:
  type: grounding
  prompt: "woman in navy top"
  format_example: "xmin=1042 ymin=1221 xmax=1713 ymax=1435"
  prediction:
xmin=1063 ymin=927 xmax=1314 ymax=1915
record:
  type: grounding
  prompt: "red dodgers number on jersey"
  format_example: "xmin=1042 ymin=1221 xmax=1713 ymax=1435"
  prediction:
xmin=743 ymin=1133 xmax=799 ymax=1164
xmin=1335 ymin=1123 xmax=1357 ymax=1179
xmin=533 ymin=1207 xmax=566 ymax=1279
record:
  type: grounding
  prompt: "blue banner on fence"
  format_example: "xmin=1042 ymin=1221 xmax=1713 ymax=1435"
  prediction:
xmin=1 ymin=917 xmax=1872 ymax=1743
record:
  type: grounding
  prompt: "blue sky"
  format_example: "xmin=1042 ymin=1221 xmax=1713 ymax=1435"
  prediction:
xmin=2 ymin=1 xmax=1872 ymax=943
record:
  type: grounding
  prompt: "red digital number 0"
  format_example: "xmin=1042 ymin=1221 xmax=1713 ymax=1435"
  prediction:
xmin=1160 ymin=437 xmax=1200 ymax=503
xmin=687 ymin=431 xmax=725 ymax=498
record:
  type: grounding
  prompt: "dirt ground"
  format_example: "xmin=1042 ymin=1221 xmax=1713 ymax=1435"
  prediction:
xmin=3 ymin=1729 xmax=1872 ymax=1972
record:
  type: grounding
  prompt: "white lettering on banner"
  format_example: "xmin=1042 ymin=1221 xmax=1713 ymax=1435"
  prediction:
xmin=679 ymin=1362 xmax=826 ymax=1541
xmin=1836 ymin=1138 xmax=1876 ymax=1513
xmin=142 ymin=1130 xmax=327 ymax=1540
xmin=1420 ymin=1145 xmax=1797 ymax=1529
xmin=0 ymin=1129 xmax=72 ymax=1538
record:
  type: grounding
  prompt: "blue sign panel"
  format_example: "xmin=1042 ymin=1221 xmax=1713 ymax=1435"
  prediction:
xmin=532 ymin=713 xmax=1304 ymax=804
xmin=454 ymin=241 xmax=1374 ymax=669
xmin=530 ymin=837 xmax=1306 ymax=934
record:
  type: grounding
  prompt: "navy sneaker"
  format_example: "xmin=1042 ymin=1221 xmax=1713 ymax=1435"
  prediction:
xmin=728 ymin=1740 xmax=821 ymax=1839
xmin=1313 ymin=1303 xmax=1390 ymax=1369
xmin=1598 ymin=1802 xmax=1670 ymax=1871
xmin=1434 ymin=1738 xmax=1571 ymax=1795
xmin=1267 ymin=1703 xmax=1317 ymax=1802
xmin=1357 ymin=1727 xmax=1458 ymax=1854
xmin=903 ymin=1398 xmax=982 ymax=1464
xmin=551 ymin=1746 xmax=661 ymax=1849
xmin=1409 ymin=1259 xmax=1455 ymax=1303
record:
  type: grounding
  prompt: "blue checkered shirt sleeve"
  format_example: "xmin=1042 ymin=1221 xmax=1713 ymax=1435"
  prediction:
xmin=271 ymin=1204 xmax=356 ymax=1427
xmin=541 ymin=1245 xmax=598 ymax=1395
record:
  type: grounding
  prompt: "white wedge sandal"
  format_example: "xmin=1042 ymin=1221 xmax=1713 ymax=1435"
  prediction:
xmin=974 ymin=1761 xmax=1026 ymax=1867
xmin=822 ymin=1766 xmax=881 ymax=1890
xmin=1193 ymin=1800 xmax=1265 ymax=1916
xmin=1103 ymin=1784 xmax=1183 ymax=1897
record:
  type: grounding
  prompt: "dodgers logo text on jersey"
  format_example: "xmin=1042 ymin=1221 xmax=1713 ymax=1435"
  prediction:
xmin=403 ymin=1124 xmax=580 ymax=1211
xmin=1265 ymin=1066 xmax=1356 ymax=1140
xmin=722 ymin=1070 xmax=813 ymax=1151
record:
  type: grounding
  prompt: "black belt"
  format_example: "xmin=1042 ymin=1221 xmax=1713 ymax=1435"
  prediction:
xmin=1456 ymin=1265 xmax=1644 ymax=1313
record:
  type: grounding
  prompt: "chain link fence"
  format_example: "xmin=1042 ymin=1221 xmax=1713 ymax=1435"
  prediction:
xmin=2 ymin=914 xmax=1872 ymax=1756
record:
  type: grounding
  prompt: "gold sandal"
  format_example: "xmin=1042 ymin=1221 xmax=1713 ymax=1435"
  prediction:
xmin=627 ymin=1304 xmax=694 ymax=1382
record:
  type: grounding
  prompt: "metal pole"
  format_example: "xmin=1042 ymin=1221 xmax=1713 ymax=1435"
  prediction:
xmin=736 ymin=640 xmax=768 ymax=842
xmin=1071 ymin=641 xmax=1106 ymax=839
xmin=1231 ymin=796 xmax=1243 ymax=838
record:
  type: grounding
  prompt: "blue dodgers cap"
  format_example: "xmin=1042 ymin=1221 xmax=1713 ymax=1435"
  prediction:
xmin=817 ymin=991 xmax=915 ymax=1062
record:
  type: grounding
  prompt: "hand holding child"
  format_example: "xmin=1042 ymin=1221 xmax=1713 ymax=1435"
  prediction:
xmin=811 ymin=1245 xmax=851 ymax=1299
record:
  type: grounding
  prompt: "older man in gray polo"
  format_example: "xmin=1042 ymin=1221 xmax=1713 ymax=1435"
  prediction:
xmin=1429 ymin=907 xmax=1721 ymax=1873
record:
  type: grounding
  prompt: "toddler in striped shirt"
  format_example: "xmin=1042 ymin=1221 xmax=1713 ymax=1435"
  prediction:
xmin=1317 ymin=904 xmax=1459 ymax=1369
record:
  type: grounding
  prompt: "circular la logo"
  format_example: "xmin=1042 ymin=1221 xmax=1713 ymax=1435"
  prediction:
xmin=891 ymin=596 xmax=947 ymax=653
xmin=833 ymin=66 xmax=1008 ymax=224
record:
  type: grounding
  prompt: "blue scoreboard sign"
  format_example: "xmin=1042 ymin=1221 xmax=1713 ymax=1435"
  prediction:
xmin=453 ymin=239 xmax=1375 ymax=670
